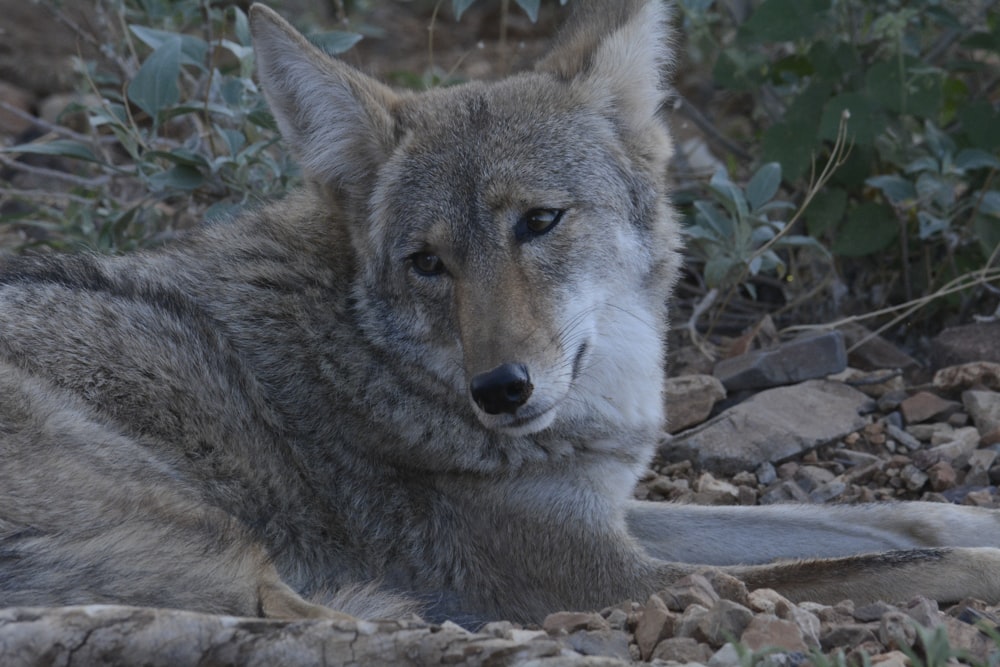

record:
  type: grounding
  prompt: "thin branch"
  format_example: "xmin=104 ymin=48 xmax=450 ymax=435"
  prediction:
xmin=673 ymin=95 xmax=752 ymax=162
xmin=0 ymin=154 xmax=110 ymax=189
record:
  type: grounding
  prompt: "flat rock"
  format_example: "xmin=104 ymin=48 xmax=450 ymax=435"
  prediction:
xmin=713 ymin=331 xmax=847 ymax=392
xmin=840 ymin=323 xmax=920 ymax=372
xmin=664 ymin=374 xmax=727 ymax=433
xmin=661 ymin=380 xmax=870 ymax=475
xmin=740 ymin=615 xmax=808 ymax=653
xmin=934 ymin=362 xmax=1000 ymax=392
xmin=931 ymin=322 xmax=1000 ymax=369
xmin=899 ymin=391 xmax=960 ymax=424
xmin=963 ymin=390 xmax=1000 ymax=437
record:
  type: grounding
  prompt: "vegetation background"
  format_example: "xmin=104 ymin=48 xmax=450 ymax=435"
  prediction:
xmin=0 ymin=0 xmax=998 ymax=364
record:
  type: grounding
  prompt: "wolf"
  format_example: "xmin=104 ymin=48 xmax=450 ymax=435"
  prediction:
xmin=1 ymin=0 xmax=999 ymax=628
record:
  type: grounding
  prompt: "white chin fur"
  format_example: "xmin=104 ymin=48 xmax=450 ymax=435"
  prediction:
xmin=473 ymin=403 xmax=559 ymax=436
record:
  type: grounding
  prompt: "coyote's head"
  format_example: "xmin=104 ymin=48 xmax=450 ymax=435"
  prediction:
xmin=250 ymin=1 xmax=681 ymax=440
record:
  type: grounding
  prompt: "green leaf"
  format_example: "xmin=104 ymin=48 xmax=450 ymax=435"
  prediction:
xmin=452 ymin=0 xmax=477 ymax=20
xmin=230 ymin=5 xmax=252 ymax=46
xmin=959 ymin=101 xmax=1000 ymax=151
xmin=819 ymin=92 xmax=886 ymax=146
xmin=866 ymin=175 xmax=916 ymax=204
xmin=704 ymin=255 xmax=742 ymax=289
xmin=741 ymin=0 xmax=831 ymax=42
xmin=708 ymin=169 xmax=749 ymax=223
xmin=3 ymin=139 xmax=102 ymax=164
xmin=805 ymin=187 xmax=846 ymax=237
xmin=127 ymin=36 xmax=182 ymax=118
xmin=832 ymin=201 xmax=897 ymax=257
xmin=148 ymin=164 xmax=203 ymax=191
xmin=954 ymin=149 xmax=1000 ymax=172
xmin=904 ymin=156 xmax=939 ymax=174
xmin=308 ymin=31 xmax=363 ymax=55
xmin=693 ymin=201 xmax=734 ymax=240
xmin=514 ymin=0 xmax=540 ymax=21
xmin=917 ymin=211 xmax=949 ymax=240
xmin=130 ymin=25 xmax=207 ymax=69
xmin=746 ymin=162 xmax=782 ymax=212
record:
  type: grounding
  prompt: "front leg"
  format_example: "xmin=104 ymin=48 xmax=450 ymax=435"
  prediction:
xmin=627 ymin=500 xmax=1000 ymax=564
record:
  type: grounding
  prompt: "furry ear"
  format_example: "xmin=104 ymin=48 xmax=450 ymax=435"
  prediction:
xmin=537 ymin=0 xmax=673 ymax=135
xmin=249 ymin=4 xmax=398 ymax=192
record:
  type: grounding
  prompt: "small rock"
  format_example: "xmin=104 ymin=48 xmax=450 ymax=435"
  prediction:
xmin=774 ymin=598 xmax=821 ymax=650
xmin=934 ymin=361 xmax=1000 ymax=392
xmin=665 ymin=374 xmax=727 ymax=433
xmin=927 ymin=461 xmax=958 ymax=491
xmin=885 ymin=423 xmax=922 ymax=451
xmin=700 ymin=571 xmax=750 ymax=607
xmin=967 ymin=449 xmax=998 ymax=486
xmin=699 ymin=600 xmax=754 ymax=647
xmin=870 ymin=650 xmax=912 ymax=667
xmin=841 ymin=323 xmax=920 ymax=372
xmin=900 ymin=464 xmax=928 ymax=491
xmin=651 ymin=636 xmax=714 ymax=663
xmin=810 ymin=480 xmax=847 ymax=503
xmin=926 ymin=427 xmax=981 ymax=463
xmin=542 ymin=611 xmax=608 ymax=635
xmin=962 ymin=488 xmax=997 ymax=507
xmin=820 ymin=623 xmax=879 ymax=651
xmin=906 ymin=423 xmax=946 ymax=441
xmin=660 ymin=574 xmax=720 ymax=612
xmin=931 ymin=322 xmax=1000 ymax=369
xmin=900 ymin=391 xmax=961 ymax=424
xmin=760 ymin=480 xmax=812 ymax=504
xmin=794 ymin=465 xmax=835 ymax=492
xmin=963 ymin=390 xmax=1000 ymax=438
xmin=708 ymin=642 xmax=742 ymax=667
xmin=878 ymin=611 xmax=917 ymax=650
xmin=713 ymin=330 xmax=847 ymax=392
xmin=747 ymin=589 xmax=790 ymax=614
xmin=635 ymin=604 xmax=675 ymax=660
xmin=675 ymin=604 xmax=711 ymax=642
xmin=662 ymin=380 xmax=870 ymax=475
xmin=853 ymin=601 xmax=899 ymax=623
xmin=756 ymin=461 xmax=778 ymax=485
xmin=562 ymin=629 xmax=631 ymax=660
xmin=903 ymin=596 xmax=942 ymax=628
xmin=740 ymin=615 xmax=808 ymax=653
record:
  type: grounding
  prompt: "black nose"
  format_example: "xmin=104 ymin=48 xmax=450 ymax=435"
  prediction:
xmin=469 ymin=363 xmax=533 ymax=415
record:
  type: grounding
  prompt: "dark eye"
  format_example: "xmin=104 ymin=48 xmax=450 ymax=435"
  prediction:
xmin=515 ymin=208 xmax=564 ymax=242
xmin=409 ymin=251 xmax=446 ymax=277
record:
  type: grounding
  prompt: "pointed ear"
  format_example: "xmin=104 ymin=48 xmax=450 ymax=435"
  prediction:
xmin=537 ymin=0 xmax=673 ymax=136
xmin=249 ymin=4 xmax=398 ymax=191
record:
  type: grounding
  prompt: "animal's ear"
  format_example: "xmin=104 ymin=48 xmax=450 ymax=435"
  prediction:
xmin=536 ymin=0 xmax=672 ymax=137
xmin=249 ymin=4 xmax=397 ymax=193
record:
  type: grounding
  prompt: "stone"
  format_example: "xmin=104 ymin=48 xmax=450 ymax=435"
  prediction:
xmin=885 ymin=423 xmax=922 ymax=451
xmin=542 ymin=611 xmax=609 ymax=635
xmin=712 ymin=330 xmax=847 ymax=392
xmin=878 ymin=390 xmax=909 ymax=412
xmin=903 ymin=596 xmax=941 ymax=628
xmin=853 ymin=601 xmax=899 ymax=623
xmin=794 ymin=465 xmax=835 ymax=492
xmin=675 ymin=604 xmax=711 ymax=642
xmin=839 ymin=323 xmax=920 ymax=372
xmin=899 ymin=464 xmax=928 ymax=491
xmin=927 ymin=460 xmax=957 ymax=491
xmin=878 ymin=611 xmax=917 ymax=650
xmin=963 ymin=390 xmax=1000 ymax=437
xmin=708 ymin=642 xmax=742 ymax=667
xmin=661 ymin=380 xmax=870 ymax=475
xmin=931 ymin=322 xmax=1000 ymax=369
xmin=870 ymin=650 xmax=912 ymax=667
xmin=650 ymin=636 xmax=713 ymax=664
xmin=699 ymin=600 xmax=754 ymax=648
xmin=660 ymin=574 xmax=720 ymax=612
xmin=925 ymin=427 xmax=981 ymax=463
xmin=635 ymin=604 xmax=676 ymax=660
xmin=561 ymin=629 xmax=631 ymax=660
xmin=820 ymin=623 xmax=879 ymax=651
xmin=665 ymin=374 xmax=727 ymax=433
xmin=967 ymin=449 xmax=998 ymax=486
xmin=934 ymin=362 xmax=1000 ymax=392
xmin=899 ymin=391 xmax=961 ymax=424
xmin=740 ymin=615 xmax=808 ymax=653
xmin=700 ymin=571 xmax=750 ymax=607
xmin=759 ymin=480 xmax=812 ymax=505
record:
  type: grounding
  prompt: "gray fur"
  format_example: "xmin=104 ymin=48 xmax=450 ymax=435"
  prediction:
xmin=1 ymin=1 xmax=999 ymax=626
